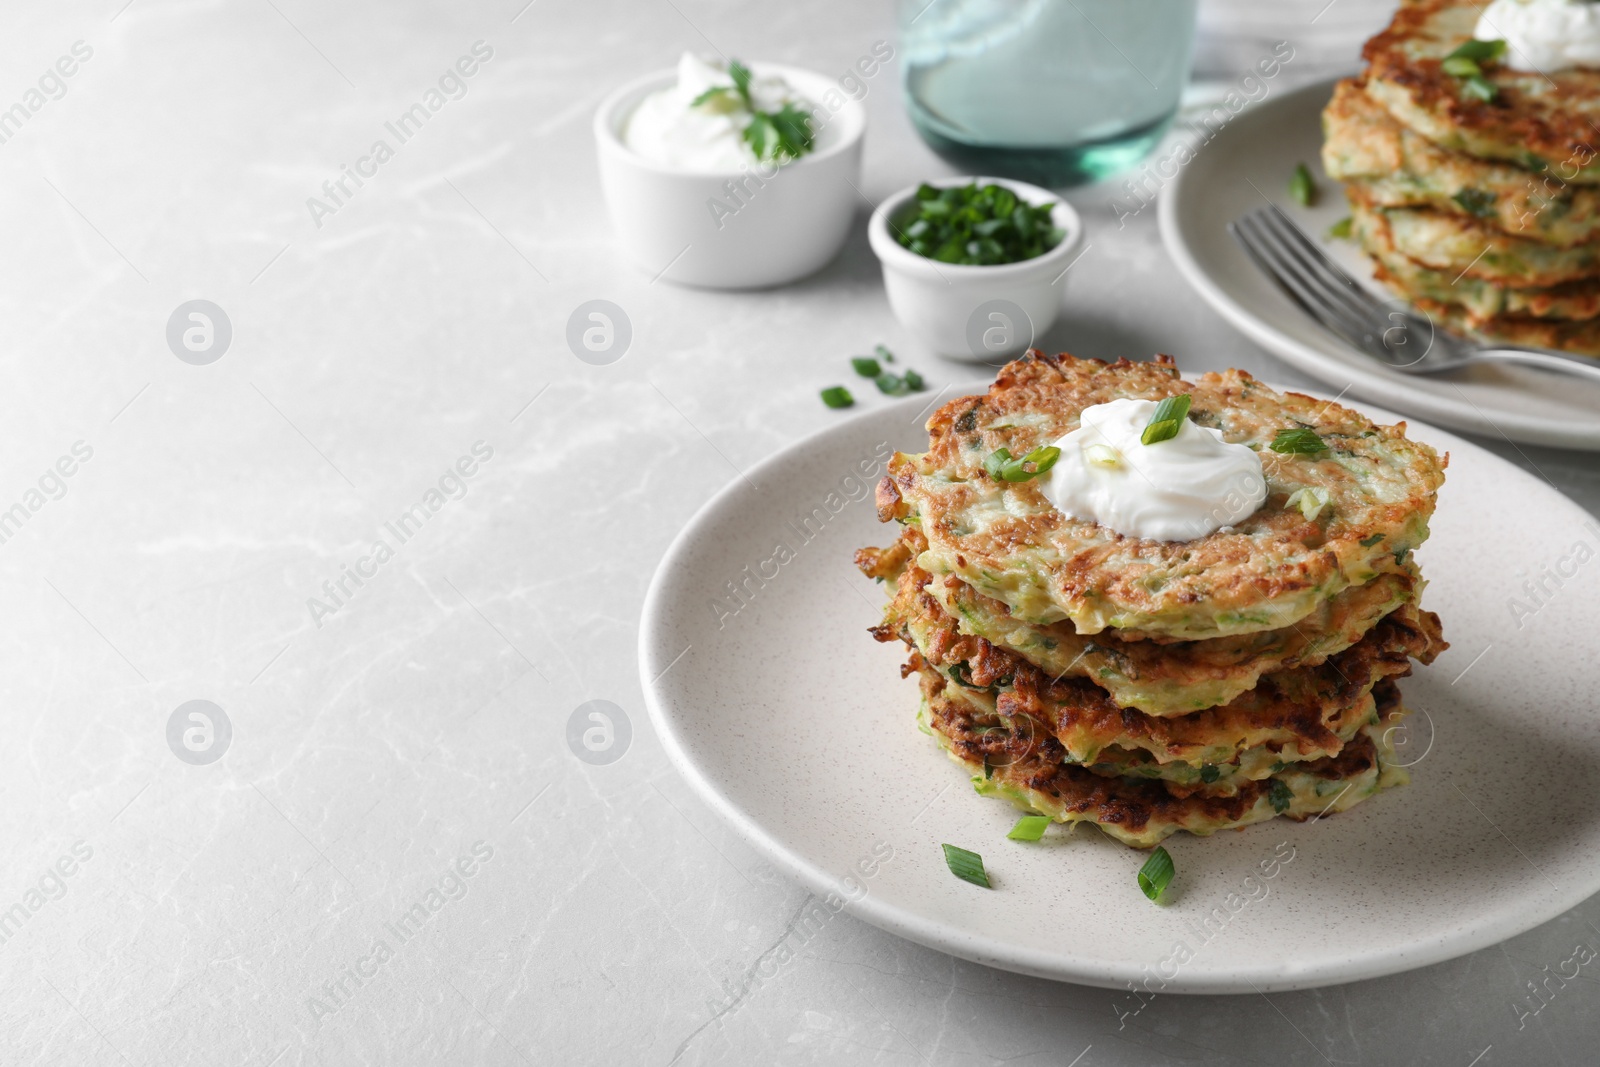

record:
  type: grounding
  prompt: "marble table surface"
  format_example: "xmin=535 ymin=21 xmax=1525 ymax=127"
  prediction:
xmin=4 ymin=1 xmax=1597 ymax=1065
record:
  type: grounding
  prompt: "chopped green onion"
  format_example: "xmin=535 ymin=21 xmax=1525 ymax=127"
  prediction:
xmin=1007 ymin=815 xmax=1051 ymax=842
xmin=1447 ymin=38 xmax=1507 ymax=64
xmin=1285 ymin=486 xmax=1332 ymax=521
xmin=984 ymin=445 xmax=1060 ymax=482
xmin=1441 ymin=55 xmax=1482 ymax=78
xmin=903 ymin=368 xmax=924 ymax=391
xmin=1141 ymin=394 xmax=1193 ymax=446
xmin=1138 ymin=846 xmax=1175 ymax=901
xmin=1289 ymin=163 xmax=1317 ymax=207
xmin=1083 ymin=442 xmax=1122 ymax=468
xmin=1199 ymin=764 xmax=1221 ymax=784
xmin=851 ymin=356 xmax=881 ymax=378
xmin=1270 ymin=427 xmax=1328 ymax=454
xmin=820 ymin=386 xmax=854 ymax=409
xmin=896 ymin=181 xmax=1064 ymax=265
xmin=1327 ymin=216 xmax=1353 ymax=239
xmin=1269 ymin=779 xmax=1293 ymax=814
xmin=1463 ymin=74 xmax=1498 ymax=103
xmin=876 ymin=343 xmax=894 ymax=363
xmin=942 ymin=843 xmax=991 ymax=888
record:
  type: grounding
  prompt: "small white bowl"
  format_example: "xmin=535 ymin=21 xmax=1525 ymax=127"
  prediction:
xmin=593 ymin=63 xmax=866 ymax=289
xmin=868 ymin=177 xmax=1084 ymax=362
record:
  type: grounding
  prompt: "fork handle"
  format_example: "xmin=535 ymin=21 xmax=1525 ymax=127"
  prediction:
xmin=1474 ymin=347 xmax=1600 ymax=384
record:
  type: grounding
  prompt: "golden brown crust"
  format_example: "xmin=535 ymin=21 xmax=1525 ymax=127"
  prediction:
xmin=886 ymin=351 xmax=1446 ymax=640
xmin=1364 ymin=0 xmax=1600 ymax=181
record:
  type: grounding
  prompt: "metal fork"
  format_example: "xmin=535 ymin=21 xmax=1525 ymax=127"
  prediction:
xmin=1229 ymin=205 xmax=1600 ymax=384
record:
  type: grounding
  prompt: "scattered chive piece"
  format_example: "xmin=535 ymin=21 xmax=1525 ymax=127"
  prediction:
xmin=1447 ymin=38 xmax=1507 ymax=64
xmin=1270 ymin=427 xmax=1328 ymax=454
xmin=876 ymin=343 xmax=895 ymax=363
xmin=942 ymin=843 xmax=991 ymax=888
xmin=820 ymin=386 xmax=854 ymax=409
xmin=1441 ymin=55 xmax=1481 ymax=78
xmin=1463 ymin=74 xmax=1498 ymax=103
xmin=1200 ymin=764 xmax=1221 ymax=784
xmin=1141 ymin=394 xmax=1193 ymax=446
xmin=851 ymin=356 xmax=881 ymax=378
xmin=1289 ymin=163 xmax=1316 ymax=207
xmin=1360 ymin=532 xmax=1386 ymax=547
xmin=1286 ymin=486 xmax=1332 ymax=521
xmin=1327 ymin=216 xmax=1353 ymax=239
xmin=1138 ymin=846 xmax=1175 ymax=902
xmin=1007 ymin=815 xmax=1051 ymax=842
xmin=903 ymin=368 xmax=924 ymax=390
xmin=985 ymin=445 xmax=1062 ymax=482
xmin=1269 ymin=779 xmax=1293 ymax=814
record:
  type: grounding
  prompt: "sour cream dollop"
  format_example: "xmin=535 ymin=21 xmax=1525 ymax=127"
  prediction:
xmin=1042 ymin=398 xmax=1267 ymax=542
xmin=1476 ymin=0 xmax=1600 ymax=72
xmin=623 ymin=53 xmax=810 ymax=170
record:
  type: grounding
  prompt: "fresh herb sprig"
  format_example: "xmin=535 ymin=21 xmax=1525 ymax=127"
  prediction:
xmin=692 ymin=59 xmax=816 ymax=164
xmin=897 ymin=182 xmax=1064 ymax=265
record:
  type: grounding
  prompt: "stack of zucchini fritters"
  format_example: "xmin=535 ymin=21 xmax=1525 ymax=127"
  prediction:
xmin=857 ymin=352 xmax=1449 ymax=848
xmin=1325 ymin=0 xmax=1600 ymax=355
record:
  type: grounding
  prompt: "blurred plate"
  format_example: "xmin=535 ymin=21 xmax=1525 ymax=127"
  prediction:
xmin=1160 ymin=77 xmax=1600 ymax=451
xmin=640 ymin=388 xmax=1600 ymax=992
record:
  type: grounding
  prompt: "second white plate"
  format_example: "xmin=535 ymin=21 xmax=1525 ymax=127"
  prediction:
xmin=640 ymin=387 xmax=1600 ymax=993
xmin=1160 ymin=77 xmax=1600 ymax=451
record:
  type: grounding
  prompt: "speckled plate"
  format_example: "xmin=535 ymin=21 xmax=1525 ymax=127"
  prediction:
xmin=1161 ymin=76 xmax=1600 ymax=451
xmin=639 ymin=386 xmax=1600 ymax=993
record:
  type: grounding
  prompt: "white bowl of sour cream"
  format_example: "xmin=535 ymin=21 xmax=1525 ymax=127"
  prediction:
xmin=594 ymin=54 xmax=867 ymax=289
xmin=868 ymin=177 xmax=1083 ymax=362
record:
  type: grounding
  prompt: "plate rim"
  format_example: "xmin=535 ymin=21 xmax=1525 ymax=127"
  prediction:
xmin=1157 ymin=74 xmax=1600 ymax=453
xmin=638 ymin=387 xmax=1600 ymax=993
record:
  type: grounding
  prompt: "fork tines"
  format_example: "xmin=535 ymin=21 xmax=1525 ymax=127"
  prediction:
xmin=1229 ymin=206 xmax=1389 ymax=351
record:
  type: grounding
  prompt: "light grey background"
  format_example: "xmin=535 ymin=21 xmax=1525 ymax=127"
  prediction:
xmin=2 ymin=1 xmax=1596 ymax=1065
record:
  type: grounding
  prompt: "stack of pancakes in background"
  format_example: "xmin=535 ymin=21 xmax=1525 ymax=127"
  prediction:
xmin=1325 ymin=0 xmax=1600 ymax=355
xmin=857 ymin=352 xmax=1449 ymax=849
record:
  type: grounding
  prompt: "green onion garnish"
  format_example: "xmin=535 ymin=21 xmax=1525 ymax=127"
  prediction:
xmin=876 ymin=343 xmax=895 ymax=364
xmin=1138 ymin=846 xmax=1175 ymax=902
xmin=1447 ymin=38 xmax=1507 ymax=64
xmin=874 ymin=368 xmax=928 ymax=397
xmin=1463 ymin=74 xmax=1498 ymax=103
xmin=1007 ymin=815 xmax=1051 ymax=842
xmin=1285 ymin=486 xmax=1332 ymax=521
xmin=942 ymin=843 xmax=991 ymax=888
xmin=1140 ymin=394 xmax=1193 ymax=446
xmin=984 ymin=445 xmax=1062 ymax=482
xmin=820 ymin=386 xmax=854 ymax=409
xmin=1441 ymin=55 xmax=1482 ymax=78
xmin=851 ymin=356 xmax=881 ymax=378
xmin=1289 ymin=163 xmax=1316 ymax=207
xmin=1270 ymin=427 xmax=1328 ymax=454
xmin=903 ymin=368 xmax=924 ymax=390
xmin=1268 ymin=778 xmax=1293 ymax=814
xmin=1327 ymin=216 xmax=1353 ymax=239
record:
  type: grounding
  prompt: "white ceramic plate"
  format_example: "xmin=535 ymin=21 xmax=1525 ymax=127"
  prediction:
xmin=1160 ymin=77 xmax=1600 ymax=451
xmin=639 ymin=388 xmax=1600 ymax=993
